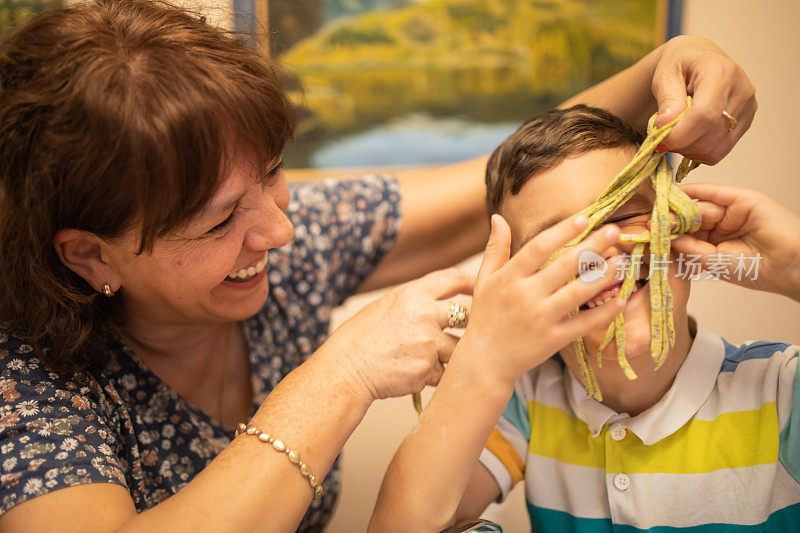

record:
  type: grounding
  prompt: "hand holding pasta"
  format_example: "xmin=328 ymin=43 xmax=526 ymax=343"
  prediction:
xmin=548 ymin=97 xmax=701 ymax=400
xmin=672 ymin=183 xmax=800 ymax=303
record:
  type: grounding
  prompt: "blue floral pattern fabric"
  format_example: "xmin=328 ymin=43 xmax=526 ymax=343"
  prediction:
xmin=0 ymin=176 xmax=402 ymax=531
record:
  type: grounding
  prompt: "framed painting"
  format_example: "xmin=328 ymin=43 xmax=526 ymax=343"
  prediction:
xmin=242 ymin=0 xmax=683 ymax=170
xmin=0 ymin=0 xmax=62 ymax=37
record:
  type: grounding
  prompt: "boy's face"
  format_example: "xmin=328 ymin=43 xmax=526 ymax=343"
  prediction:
xmin=500 ymin=148 xmax=691 ymax=365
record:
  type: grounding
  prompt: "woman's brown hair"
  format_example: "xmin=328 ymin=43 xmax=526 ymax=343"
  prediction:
xmin=0 ymin=0 xmax=296 ymax=372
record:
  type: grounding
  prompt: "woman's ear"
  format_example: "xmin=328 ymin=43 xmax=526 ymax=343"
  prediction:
xmin=53 ymin=229 xmax=121 ymax=293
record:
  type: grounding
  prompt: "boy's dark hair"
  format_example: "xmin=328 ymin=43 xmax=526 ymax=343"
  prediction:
xmin=485 ymin=105 xmax=644 ymax=215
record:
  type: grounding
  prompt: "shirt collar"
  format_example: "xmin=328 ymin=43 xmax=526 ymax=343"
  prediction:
xmin=566 ymin=318 xmax=725 ymax=444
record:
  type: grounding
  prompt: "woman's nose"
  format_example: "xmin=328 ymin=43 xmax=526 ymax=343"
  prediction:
xmin=243 ymin=196 xmax=294 ymax=251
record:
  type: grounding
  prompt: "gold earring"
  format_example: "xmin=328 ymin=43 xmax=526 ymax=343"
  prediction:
xmin=101 ymin=284 xmax=115 ymax=297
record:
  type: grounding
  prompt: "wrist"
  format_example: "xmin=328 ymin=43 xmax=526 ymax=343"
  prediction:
xmin=452 ymin=331 xmax=521 ymax=393
xmin=311 ymin=342 xmax=375 ymax=414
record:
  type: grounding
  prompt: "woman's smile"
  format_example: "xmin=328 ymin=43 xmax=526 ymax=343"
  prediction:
xmin=226 ymin=250 xmax=270 ymax=282
xmin=221 ymin=252 xmax=270 ymax=290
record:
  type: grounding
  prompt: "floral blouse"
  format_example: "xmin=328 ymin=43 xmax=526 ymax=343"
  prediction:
xmin=0 ymin=176 xmax=402 ymax=531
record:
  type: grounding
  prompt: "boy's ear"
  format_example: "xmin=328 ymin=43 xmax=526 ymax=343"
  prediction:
xmin=53 ymin=229 xmax=121 ymax=293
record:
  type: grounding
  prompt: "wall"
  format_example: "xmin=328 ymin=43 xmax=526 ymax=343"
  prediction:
xmin=326 ymin=1 xmax=800 ymax=531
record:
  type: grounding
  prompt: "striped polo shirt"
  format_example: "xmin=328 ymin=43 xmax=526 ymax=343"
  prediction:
xmin=479 ymin=322 xmax=800 ymax=532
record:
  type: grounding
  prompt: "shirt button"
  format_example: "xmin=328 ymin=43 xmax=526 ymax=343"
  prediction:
xmin=610 ymin=424 xmax=627 ymax=441
xmin=614 ymin=473 xmax=631 ymax=491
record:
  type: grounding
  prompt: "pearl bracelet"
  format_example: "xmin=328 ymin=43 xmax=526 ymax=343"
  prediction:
xmin=236 ymin=423 xmax=323 ymax=500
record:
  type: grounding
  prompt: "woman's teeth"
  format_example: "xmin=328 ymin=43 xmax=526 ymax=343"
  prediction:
xmin=227 ymin=252 xmax=269 ymax=281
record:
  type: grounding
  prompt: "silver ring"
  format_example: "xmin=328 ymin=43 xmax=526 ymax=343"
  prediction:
xmin=447 ymin=302 xmax=469 ymax=328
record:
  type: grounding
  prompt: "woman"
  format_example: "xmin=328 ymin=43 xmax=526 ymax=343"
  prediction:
xmin=0 ymin=1 xmax=755 ymax=531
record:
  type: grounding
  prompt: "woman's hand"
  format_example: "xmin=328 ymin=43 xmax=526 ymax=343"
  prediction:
xmin=324 ymin=268 xmax=473 ymax=402
xmin=563 ymin=36 xmax=756 ymax=167
xmin=458 ymin=214 xmax=626 ymax=386
xmin=671 ymin=183 xmax=800 ymax=303
xmin=652 ymin=35 xmax=757 ymax=165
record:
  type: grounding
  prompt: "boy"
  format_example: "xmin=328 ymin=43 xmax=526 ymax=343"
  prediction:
xmin=370 ymin=105 xmax=800 ymax=532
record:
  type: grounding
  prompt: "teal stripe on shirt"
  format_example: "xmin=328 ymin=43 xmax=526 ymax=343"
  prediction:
xmin=501 ymin=389 xmax=530 ymax=443
xmin=779 ymin=354 xmax=800 ymax=485
xmin=528 ymin=502 xmax=800 ymax=533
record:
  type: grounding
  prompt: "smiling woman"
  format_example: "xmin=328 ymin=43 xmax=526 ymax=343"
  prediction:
xmin=0 ymin=1 xmax=294 ymax=371
xmin=0 ymin=1 xmax=486 ymax=529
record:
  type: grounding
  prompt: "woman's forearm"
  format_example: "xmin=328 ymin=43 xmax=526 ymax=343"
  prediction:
xmin=560 ymin=44 xmax=663 ymax=133
xmin=370 ymin=343 xmax=514 ymax=532
xmin=360 ymin=156 xmax=491 ymax=292
xmin=119 ymin=345 xmax=372 ymax=532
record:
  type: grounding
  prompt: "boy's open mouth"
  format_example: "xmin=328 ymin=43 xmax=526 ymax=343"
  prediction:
xmin=580 ymin=274 xmax=648 ymax=310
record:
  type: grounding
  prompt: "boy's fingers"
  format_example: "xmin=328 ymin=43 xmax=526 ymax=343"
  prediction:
xmin=477 ymin=214 xmax=512 ymax=281
xmin=547 ymin=255 xmax=622 ymax=317
xmin=671 ymin=234 xmax=717 ymax=261
xmin=558 ymin=297 xmax=626 ymax=343
xmin=673 ymin=233 xmax=751 ymax=262
xmin=646 ymin=212 xmax=678 ymax=231
xmin=507 ymin=215 xmax=590 ymax=278
xmin=536 ymin=224 xmax=620 ymax=290
xmin=678 ymin=182 xmax=753 ymax=207
xmin=694 ymin=200 xmax=726 ymax=231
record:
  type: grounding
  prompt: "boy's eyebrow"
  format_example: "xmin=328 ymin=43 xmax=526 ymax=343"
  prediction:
xmin=519 ymin=193 xmax=652 ymax=248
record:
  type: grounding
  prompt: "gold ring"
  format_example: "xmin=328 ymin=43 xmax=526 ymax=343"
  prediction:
xmin=722 ymin=110 xmax=738 ymax=132
xmin=447 ymin=302 xmax=469 ymax=328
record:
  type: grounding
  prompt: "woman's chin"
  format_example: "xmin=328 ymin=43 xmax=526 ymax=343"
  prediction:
xmin=209 ymin=285 xmax=270 ymax=322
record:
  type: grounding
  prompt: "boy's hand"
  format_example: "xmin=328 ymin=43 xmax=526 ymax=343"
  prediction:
xmin=671 ymin=183 xmax=800 ymax=302
xmin=653 ymin=36 xmax=757 ymax=165
xmin=459 ymin=214 xmax=626 ymax=385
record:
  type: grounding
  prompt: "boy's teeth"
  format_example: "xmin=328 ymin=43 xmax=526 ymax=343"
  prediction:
xmin=589 ymin=284 xmax=621 ymax=308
